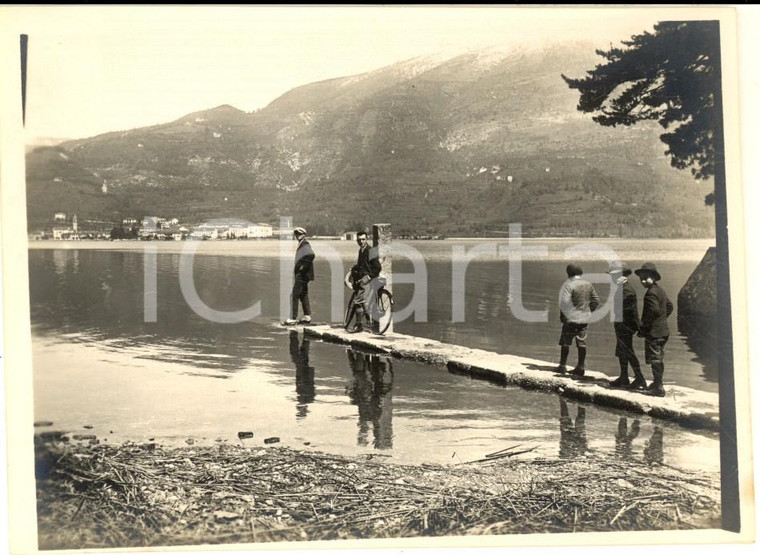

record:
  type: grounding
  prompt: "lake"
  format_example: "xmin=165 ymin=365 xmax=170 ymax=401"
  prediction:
xmin=28 ymin=238 xmax=720 ymax=475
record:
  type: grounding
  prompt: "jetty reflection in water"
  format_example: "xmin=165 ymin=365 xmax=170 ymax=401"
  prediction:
xmin=554 ymin=403 xmax=666 ymax=466
xmin=559 ymin=399 xmax=587 ymax=459
xmin=346 ymin=350 xmax=394 ymax=449
xmin=290 ymin=332 xmax=316 ymax=420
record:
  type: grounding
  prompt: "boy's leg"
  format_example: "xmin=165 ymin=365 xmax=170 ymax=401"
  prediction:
xmin=350 ymin=281 xmax=370 ymax=332
xmin=648 ymin=362 xmax=666 ymax=396
xmin=557 ymin=325 xmax=571 ymax=372
xmin=611 ymin=331 xmax=631 ymax=386
xmin=300 ymin=281 xmax=311 ymax=318
xmin=628 ymin=339 xmax=647 ymax=390
xmin=643 ymin=337 xmax=666 ymax=396
xmin=571 ymin=347 xmax=586 ymax=376
xmin=557 ymin=346 xmax=569 ymax=371
xmin=610 ymin=357 xmax=629 ymax=387
xmin=287 ymin=280 xmax=302 ymax=323
xmin=571 ymin=325 xmax=587 ymax=376
xmin=629 ymin=350 xmax=643 ymax=380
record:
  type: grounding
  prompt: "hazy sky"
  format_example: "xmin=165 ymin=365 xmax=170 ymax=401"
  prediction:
xmin=1 ymin=6 xmax=731 ymax=141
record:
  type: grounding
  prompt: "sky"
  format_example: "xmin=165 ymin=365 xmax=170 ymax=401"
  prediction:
xmin=0 ymin=5 xmax=735 ymax=142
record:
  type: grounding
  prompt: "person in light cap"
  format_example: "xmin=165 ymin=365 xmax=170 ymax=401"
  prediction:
xmin=284 ymin=227 xmax=315 ymax=325
xmin=606 ymin=261 xmax=645 ymax=389
xmin=556 ymin=262 xmax=599 ymax=377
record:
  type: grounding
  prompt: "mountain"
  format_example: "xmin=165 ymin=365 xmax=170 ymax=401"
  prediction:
xmin=26 ymin=43 xmax=715 ymax=237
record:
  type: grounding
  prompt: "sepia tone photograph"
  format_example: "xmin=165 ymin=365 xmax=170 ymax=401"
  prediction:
xmin=0 ymin=5 xmax=755 ymax=553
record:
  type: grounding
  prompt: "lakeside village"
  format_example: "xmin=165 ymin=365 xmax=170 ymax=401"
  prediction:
xmin=29 ymin=212 xmax=446 ymax=242
xmin=28 ymin=212 xmax=275 ymax=242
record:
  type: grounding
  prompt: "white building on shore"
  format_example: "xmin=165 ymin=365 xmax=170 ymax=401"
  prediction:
xmin=191 ymin=219 xmax=273 ymax=239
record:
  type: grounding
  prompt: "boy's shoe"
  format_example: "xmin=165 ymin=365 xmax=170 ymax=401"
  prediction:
xmin=570 ymin=366 xmax=585 ymax=377
xmin=627 ymin=377 xmax=648 ymax=390
xmin=299 ymin=315 xmax=312 ymax=324
xmin=348 ymin=323 xmax=363 ymax=334
xmin=647 ymin=384 xmax=666 ymax=397
xmin=610 ymin=376 xmax=630 ymax=388
xmin=283 ymin=319 xmax=298 ymax=326
xmin=555 ymin=365 xmax=568 ymax=374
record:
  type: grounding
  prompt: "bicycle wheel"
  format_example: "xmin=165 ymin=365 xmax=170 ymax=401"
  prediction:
xmin=375 ymin=289 xmax=394 ymax=335
xmin=344 ymin=290 xmax=359 ymax=330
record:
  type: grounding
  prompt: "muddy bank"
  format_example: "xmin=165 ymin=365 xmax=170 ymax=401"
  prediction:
xmin=35 ymin=435 xmax=720 ymax=549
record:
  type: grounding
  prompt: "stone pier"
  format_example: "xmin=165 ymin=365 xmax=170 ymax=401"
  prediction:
xmin=291 ymin=324 xmax=720 ymax=432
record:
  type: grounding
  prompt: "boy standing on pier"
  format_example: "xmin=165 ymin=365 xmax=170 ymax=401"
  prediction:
xmin=607 ymin=261 xmax=646 ymax=389
xmin=556 ymin=263 xmax=600 ymax=377
xmin=634 ymin=262 xmax=673 ymax=397
xmin=284 ymin=227 xmax=315 ymax=325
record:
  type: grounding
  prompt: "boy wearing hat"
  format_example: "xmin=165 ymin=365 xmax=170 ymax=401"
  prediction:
xmin=556 ymin=262 xmax=600 ymax=376
xmin=634 ymin=262 xmax=673 ymax=397
xmin=607 ymin=262 xmax=645 ymax=389
xmin=284 ymin=227 xmax=315 ymax=325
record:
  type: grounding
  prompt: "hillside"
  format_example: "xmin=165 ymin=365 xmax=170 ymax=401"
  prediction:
xmin=26 ymin=43 xmax=715 ymax=237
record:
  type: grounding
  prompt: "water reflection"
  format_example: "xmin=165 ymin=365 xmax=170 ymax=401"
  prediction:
xmin=615 ymin=418 xmax=641 ymax=458
xmin=677 ymin=314 xmax=718 ymax=383
xmin=290 ymin=332 xmax=315 ymax=420
xmin=613 ymin=417 xmax=665 ymax=465
xmin=28 ymin=247 xmax=720 ymax=472
xmin=644 ymin=426 xmax=664 ymax=465
xmin=346 ymin=351 xmax=394 ymax=449
xmin=30 ymin=248 xmax=716 ymax=391
xmin=558 ymin=398 xmax=587 ymax=459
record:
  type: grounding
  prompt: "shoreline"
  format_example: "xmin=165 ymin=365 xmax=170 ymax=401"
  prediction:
xmin=35 ymin=434 xmax=721 ymax=549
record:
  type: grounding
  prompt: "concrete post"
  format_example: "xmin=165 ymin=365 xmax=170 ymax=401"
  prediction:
xmin=279 ymin=216 xmax=294 ymax=321
xmin=372 ymin=223 xmax=392 ymax=334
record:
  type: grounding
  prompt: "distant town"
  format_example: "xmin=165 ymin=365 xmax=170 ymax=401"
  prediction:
xmin=28 ymin=213 xmax=446 ymax=242
xmin=29 ymin=213 xmax=280 ymax=242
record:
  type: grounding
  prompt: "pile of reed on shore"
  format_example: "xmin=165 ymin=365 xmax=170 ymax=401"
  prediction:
xmin=35 ymin=436 xmax=720 ymax=549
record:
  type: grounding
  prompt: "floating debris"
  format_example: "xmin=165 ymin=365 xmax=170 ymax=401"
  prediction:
xmin=237 ymin=431 xmax=254 ymax=440
xmin=264 ymin=437 xmax=280 ymax=444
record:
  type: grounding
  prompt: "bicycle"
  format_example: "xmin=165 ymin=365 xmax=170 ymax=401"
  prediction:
xmin=343 ymin=271 xmax=394 ymax=335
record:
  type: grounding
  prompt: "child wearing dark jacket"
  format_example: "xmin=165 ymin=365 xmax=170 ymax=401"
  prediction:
xmin=634 ymin=262 xmax=673 ymax=397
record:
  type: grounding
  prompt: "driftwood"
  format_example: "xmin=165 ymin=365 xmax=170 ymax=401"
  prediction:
xmin=35 ymin=436 xmax=720 ymax=549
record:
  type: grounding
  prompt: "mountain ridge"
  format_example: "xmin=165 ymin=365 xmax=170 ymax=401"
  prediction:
xmin=26 ymin=42 xmax=714 ymax=238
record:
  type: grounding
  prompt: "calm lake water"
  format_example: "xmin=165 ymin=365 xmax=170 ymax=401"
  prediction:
xmin=28 ymin=239 xmax=719 ymax=475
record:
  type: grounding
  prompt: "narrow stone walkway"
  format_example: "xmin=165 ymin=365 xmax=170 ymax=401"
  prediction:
xmin=295 ymin=324 xmax=720 ymax=431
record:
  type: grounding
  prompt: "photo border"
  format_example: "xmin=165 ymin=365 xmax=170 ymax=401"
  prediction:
xmin=0 ymin=5 xmax=755 ymax=553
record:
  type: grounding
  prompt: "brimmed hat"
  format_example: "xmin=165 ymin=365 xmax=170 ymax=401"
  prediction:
xmin=606 ymin=261 xmax=632 ymax=276
xmin=293 ymin=227 xmax=307 ymax=236
xmin=566 ymin=263 xmax=583 ymax=277
xmin=634 ymin=262 xmax=661 ymax=281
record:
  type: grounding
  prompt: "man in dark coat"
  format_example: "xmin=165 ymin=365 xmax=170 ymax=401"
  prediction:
xmin=606 ymin=261 xmax=645 ymax=389
xmin=349 ymin=230 xmax=382 ymax=333
xmin=284 ymin=227 xmax=315 ymax=325
xmin=635 ymin=262 xmax=673 ymax=397
xmin=556 ymin=262 xmax=600 ymax=377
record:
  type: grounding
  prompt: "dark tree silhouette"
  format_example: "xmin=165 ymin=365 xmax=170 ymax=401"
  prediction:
xmin=562 ymin=21 xmax=722 ymax=204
